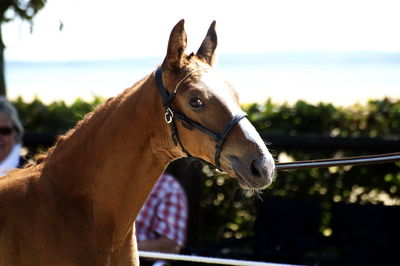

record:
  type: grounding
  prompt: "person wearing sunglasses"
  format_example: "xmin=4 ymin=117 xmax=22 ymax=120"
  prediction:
xmin=0 ymin=96 xmax=24 ymax=176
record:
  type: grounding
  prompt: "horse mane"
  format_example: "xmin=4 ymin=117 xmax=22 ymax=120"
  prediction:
xmin=29 ymin=73 xmax=153 ymax=167
xmin=28 ymin=109 xmax=98 ymax=167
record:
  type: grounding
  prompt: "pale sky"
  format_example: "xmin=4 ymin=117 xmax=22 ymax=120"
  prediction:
xmin=3 ymin=0 xmax=400 ymax=105
xmin=4 ymin=0 xmax=400 ymax=62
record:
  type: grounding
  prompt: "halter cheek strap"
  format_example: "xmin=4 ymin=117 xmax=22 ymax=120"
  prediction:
xmin=155 ymin=66 xmax=247 ymax=169
xmin=155 ymin=67 xmax=192 ymax=157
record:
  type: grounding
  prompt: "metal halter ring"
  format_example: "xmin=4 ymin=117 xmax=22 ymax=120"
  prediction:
xmin=165 ymin=108 xmax=174 ymax=124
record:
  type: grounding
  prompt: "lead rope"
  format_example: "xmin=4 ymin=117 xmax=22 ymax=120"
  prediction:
xmin=276 ymin=152 xmax=400 ymax=171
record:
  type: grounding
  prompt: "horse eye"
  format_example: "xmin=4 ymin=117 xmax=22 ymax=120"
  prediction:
xmin=189 ymin=97 xmax=204 ymax=108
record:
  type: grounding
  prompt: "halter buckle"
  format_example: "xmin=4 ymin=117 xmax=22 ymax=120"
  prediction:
xmin=165 ymin=108 xmax=174 ymax=124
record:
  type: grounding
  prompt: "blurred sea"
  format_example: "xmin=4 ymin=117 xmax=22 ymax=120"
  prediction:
xmin=6 ymin=51 xmax=400 ymax=106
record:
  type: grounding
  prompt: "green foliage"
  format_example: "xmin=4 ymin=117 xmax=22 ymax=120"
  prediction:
xmin=245 ymin=98 xmax=400 ymax=138
xmin=246 ymin=97 xmax=400 ymax=204
xmin=12 ymin=96 xmax=103 ymax=133
xmin=199 ymin=97 xmax=400 ymax=244
xmin=199 ymin=167 xmax=258 ymax=244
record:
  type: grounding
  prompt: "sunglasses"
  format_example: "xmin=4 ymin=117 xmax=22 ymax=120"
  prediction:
xmin=0 ymin=127 xmax=14 ymax=136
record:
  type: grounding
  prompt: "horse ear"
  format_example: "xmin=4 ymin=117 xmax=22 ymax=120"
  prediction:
xmin=196 ymin=21 xmax=217 ymax=66
xmin=164 ymin=19 xmax=187 ymax=69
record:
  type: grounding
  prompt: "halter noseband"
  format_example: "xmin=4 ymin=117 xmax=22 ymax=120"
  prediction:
xmin=155 ymin=66 xmax=247 ymax=169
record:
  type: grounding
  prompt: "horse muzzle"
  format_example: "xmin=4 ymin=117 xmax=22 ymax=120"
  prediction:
xmin=228 ymin=152 xmax=275 ymax=190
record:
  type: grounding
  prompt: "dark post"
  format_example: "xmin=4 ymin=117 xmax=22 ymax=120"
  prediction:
xmin=0 ymin=23 xmax=6 ymax=96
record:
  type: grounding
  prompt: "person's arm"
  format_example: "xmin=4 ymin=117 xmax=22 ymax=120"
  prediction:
xmin=137 ymin=235 xmax=181 ymax=254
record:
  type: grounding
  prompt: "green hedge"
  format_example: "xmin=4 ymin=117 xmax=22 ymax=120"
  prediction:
xmin=14 ymin=96 xmax=399 ymax=138
xmin=12 ymin=96 xmax=104 ymax=133
xmin=245 ymin=98 xmax=400 ymax=137
xmin=198 ymin=97 xmax=400 ymax=245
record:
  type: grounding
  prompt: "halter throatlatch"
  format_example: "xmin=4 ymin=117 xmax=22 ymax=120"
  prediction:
xmin=155 ymin=66 xmax=247 ymax=169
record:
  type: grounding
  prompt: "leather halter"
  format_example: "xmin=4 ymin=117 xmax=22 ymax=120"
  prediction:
xmin=155 ymin=66 xmax=247 ymax=169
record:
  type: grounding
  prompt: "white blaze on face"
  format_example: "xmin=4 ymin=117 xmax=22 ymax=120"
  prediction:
xmin=200 ymin=71 xmax=242 ymax=115
xmin=238 ymin=118 xmax=276 ymax=173
xmin=200 ymin=71 xmax=275 ymax=174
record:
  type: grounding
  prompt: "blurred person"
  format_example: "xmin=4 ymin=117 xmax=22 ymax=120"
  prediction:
xmin=136 ymin=172 xmax=188 ymax=265
xmin=0 ymin=96 xmax=24 ymax=176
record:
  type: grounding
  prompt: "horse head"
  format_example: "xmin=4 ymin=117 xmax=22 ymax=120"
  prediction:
xmin=158 ymin=19 xmax=275 ymax=191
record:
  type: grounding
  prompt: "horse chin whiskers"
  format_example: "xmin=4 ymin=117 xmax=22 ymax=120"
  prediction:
xmin=242 ymin=188 xmax=263 ymax=199
xmin=237 ymin=176 xmax=264 ymax=198
xmin=272 ymin=168 xmax=277 ymax=183
xmin=262 ymin=139 xmax=272 ymax=146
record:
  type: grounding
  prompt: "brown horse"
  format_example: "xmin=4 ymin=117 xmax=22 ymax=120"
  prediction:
xmin=0 ymin=20 xmax=275 ymax=265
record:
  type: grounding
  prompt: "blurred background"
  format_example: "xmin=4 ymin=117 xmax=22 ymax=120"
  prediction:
xmin=2 ymin=0 xmax=400 ymax=265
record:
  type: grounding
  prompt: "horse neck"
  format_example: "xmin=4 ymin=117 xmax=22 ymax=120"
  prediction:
xmin=41 ymin=71 xmax=180 ymax=246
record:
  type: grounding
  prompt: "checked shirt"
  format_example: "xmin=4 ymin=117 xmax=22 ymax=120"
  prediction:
xmin=136 ymin=173 xmax=188 ymax=247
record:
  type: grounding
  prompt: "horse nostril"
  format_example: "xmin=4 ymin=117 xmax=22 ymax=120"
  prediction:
xmin=251 ymin=160 xmax=262 ymax=178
